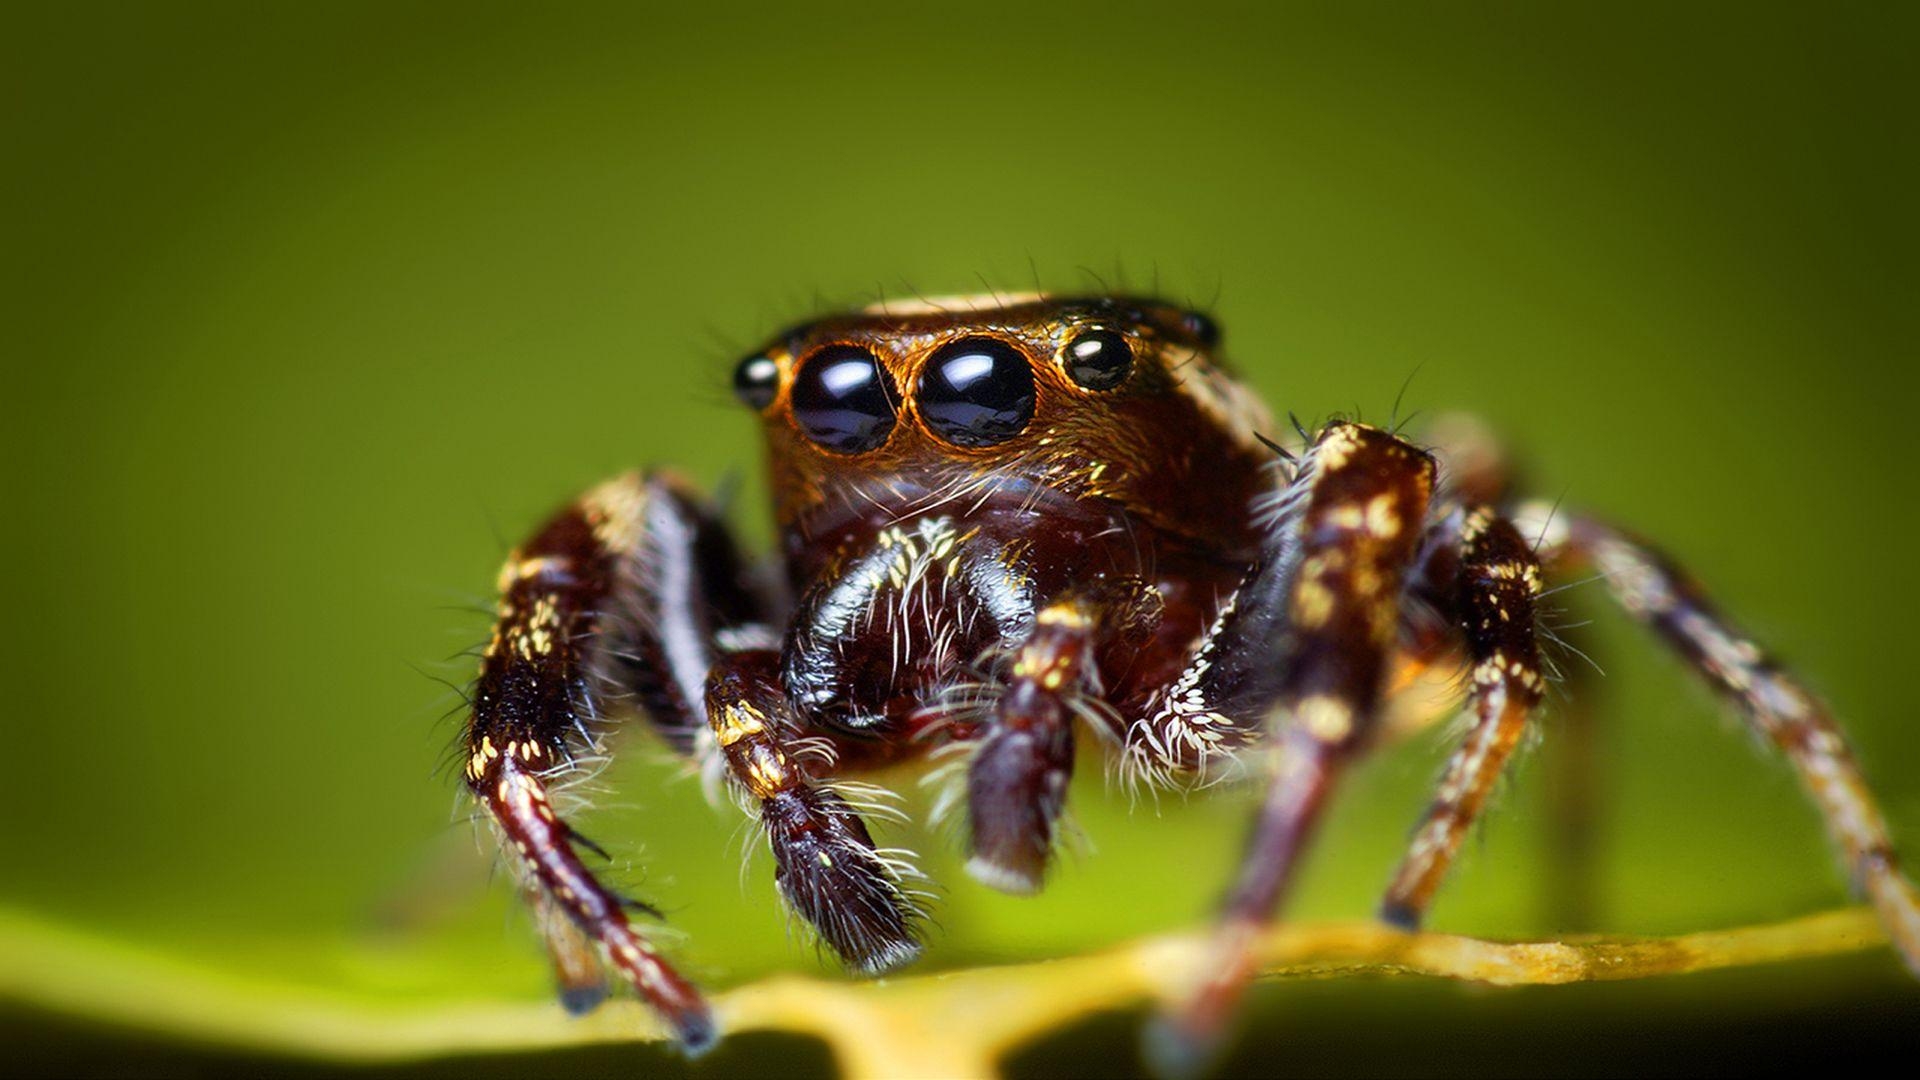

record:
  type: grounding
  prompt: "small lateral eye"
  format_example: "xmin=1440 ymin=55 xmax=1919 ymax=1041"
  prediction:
xmin=917 ymin=337 xmax=1036 ymax=448
xmin=1181 ymin=310 xmax=1222 ymax=347
xmin=790 ymin=345 xmax=898 ymax=453
xmin=1063 ymin=329 xmax=1134 ymax=391
xmin=732 ymin=354 xmax=780 ymax=410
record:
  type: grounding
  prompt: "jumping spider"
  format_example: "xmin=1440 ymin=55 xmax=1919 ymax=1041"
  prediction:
xmin=460 ymin=293 xmax=1920 ymax=1063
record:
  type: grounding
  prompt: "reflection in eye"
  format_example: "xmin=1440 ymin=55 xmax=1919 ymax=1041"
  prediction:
xmin=917 ymin=337 xmax=1035 ymax=447
xmin=732 ymin=354 xmax=780 ymax=410
xmin=790 ymin=345 xmax=898 ymax=453
xmin=1063 ymin=330 xmax=1134 ymax=391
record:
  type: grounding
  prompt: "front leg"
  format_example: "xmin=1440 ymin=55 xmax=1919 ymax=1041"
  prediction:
xmin=1148 ymin=422 xmax=1436 ymax=1070
xmin=707 ymin=650 xmax=924 ymax=973
xmin=464 ymin=471 xmax=762 ymax=1052
xmin=967 ymin=581 xmax=1161 ymax=893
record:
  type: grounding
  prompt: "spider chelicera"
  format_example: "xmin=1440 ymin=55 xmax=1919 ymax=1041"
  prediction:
xmin=457 ymin=292 xmax=1919 ymax=1065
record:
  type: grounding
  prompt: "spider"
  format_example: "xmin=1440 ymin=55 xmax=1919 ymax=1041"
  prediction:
xmin=458 ymin=292 xmax=1919 ymax=1066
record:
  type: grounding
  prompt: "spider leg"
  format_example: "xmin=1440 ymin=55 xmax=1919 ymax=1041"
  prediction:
xmin=1515 ymin=501 xmax=1920 ymax=972
xmin=1378 ymin=504 xmax=1546 ymax=928
xmin=529 ymin=887 xmax=613 ymax=1015
xmin=1399 ymin=413 xmax=1608 ymax=929
xmin=464 ymin=471 xmax=764 ymax=1052
xmin=1147 ymin=422 xmax=1436 ymax=1069
xmin=967 ymin=582 xmax=1161 ymax=893
xmin=707 ymin=649 xmax=924 ymax=974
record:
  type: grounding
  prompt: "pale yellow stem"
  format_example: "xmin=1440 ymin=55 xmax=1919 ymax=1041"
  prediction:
xmin=0 ymin=906 xmax=1890 ymax=1079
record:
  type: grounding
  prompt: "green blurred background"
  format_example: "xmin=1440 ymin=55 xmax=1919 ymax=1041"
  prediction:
xmin=5 ymin=1 xmax=1917 ymax=1074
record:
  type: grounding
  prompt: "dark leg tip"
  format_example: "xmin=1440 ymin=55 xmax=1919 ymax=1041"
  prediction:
xmin=965 ymin=724 xmax=1067 ymax=897
xmin=671 ymin=1004 xmax=720 ymax=1057
xmin=557 ymin=983 xmax=608 ymax=1016
xmin=1140 ymin=1012 xmax=1221 ymax=1080
xmin=765 ymin=787 xmax=924 ymax=976
xmin=1377 ymin=899 xmax=1423 ymax=932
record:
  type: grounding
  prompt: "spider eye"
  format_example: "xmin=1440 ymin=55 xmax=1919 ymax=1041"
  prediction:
xmin=1063 ymin=329 xmax=1134 ymax=391
xmin=732 ymin=354 xmax=780 ymax=411
xmin=1181 ymin=310 xmax=1222 ymax=347
xmin=917 ymin=337 xmax=1035 ymax=448
xmin=790 ymin=345 xmax=898 ymax=453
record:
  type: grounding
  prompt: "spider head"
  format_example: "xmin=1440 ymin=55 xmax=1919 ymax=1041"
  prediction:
xmin=732 ymin=293 xmax=1276 ymax=550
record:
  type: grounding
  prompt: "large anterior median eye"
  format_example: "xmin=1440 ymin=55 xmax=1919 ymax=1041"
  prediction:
xmin=790 ymin=345 xmax=898 ymax=452
xmin=917 ymin=337 xmax=1035 ymax=447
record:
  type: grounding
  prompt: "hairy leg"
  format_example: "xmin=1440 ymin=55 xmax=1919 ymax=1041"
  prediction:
xmin=1379 ymin=505 xmax=1546 ymax=927
xmin=1403 ymin=414 xmax=1605 ymax=929
xmin=1516 ymin=500 xmax=1920 ymax=971
xmin=967 ymin=581 xmax=1160 ymax=892
xmin=706 ymin=650 xmax=923 ymax=973
xmin=1148 ymin=422 xmax=1436 ymax=1068
xmin=1400 ymin=414 xmax=1606 ymax=929
xmin=463 ymin=471 xmax=762 ymax=1051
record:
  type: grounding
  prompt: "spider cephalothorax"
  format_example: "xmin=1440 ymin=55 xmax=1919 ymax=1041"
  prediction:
xmin=458 ymin=292 xmax=1920 ymax=1065
xmin=742 ymin=294 xmax=1272 ymax=554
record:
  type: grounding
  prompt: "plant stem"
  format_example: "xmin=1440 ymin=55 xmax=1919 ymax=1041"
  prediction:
xmin=0 ymin=906 xmax=1890 ymax=1078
